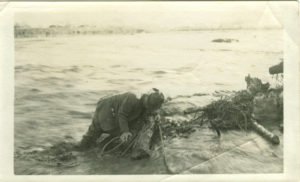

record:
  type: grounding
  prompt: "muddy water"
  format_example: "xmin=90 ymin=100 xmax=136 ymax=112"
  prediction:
xmin=14 ymin=29 xmax=283 ymax=174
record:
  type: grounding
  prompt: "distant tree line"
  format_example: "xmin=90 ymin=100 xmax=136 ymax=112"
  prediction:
xmin=14 ymin=24 xmax=147 ymax=38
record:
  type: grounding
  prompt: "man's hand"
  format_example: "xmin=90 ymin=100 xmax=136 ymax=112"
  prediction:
xmin=154 ymin=113 xmax=161 ymax=121
xmin=120 ymin=132 xmax=132 ymax=142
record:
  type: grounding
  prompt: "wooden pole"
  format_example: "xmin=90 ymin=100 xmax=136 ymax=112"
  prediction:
xmin=251 ymin=119 xmax=280 ymax=145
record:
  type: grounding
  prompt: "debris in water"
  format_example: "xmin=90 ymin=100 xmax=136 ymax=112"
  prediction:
xmin=212 ymin=38 xmax=239 ymax=43
xmin=183 ymin=75 xmax=282 ymax=144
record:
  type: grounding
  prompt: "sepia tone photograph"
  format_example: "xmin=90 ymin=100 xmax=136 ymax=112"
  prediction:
xmin=12 ymin=2 xmax=286 ymax=175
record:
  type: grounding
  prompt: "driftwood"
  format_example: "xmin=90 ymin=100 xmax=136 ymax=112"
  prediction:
xmin=184 ymin=107 xmax=280 ymax=145
xmin=251 ymin=118 xmax=280 ymax=145
xmin=183 ymin=102 xmax=280 ymax=145
xmin=182 ymin=74 xmax=282 ymax=145
xmin=183 ymin=106 xmax=205 ymax=115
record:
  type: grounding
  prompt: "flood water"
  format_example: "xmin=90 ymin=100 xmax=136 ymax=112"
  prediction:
xmin=14 ymin=29 xmax=283 ymax=174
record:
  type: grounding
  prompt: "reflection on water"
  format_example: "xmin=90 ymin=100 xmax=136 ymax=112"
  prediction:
xmin=14 ymin=29 xmax=283 ymax=174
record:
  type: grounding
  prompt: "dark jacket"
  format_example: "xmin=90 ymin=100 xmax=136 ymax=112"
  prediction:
xmin=93 ymin=92 xmax=145 ymax=133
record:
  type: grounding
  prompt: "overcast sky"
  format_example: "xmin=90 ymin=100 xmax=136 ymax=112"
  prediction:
xmin=13 ymin=2 xmax=282 ymax=30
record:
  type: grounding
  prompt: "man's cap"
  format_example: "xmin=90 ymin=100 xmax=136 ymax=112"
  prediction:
xmin=147 ymin=88 xmax=164 ymax=108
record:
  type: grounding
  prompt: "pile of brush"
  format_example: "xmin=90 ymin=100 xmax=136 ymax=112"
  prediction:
xmin=183 ymin=75 xmax=282 ymax=144
xmin=199 ymin=90 xmax=254 ymax=131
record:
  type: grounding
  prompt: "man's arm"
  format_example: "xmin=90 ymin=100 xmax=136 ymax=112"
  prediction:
xmin=118 ymin=93 xmax=137 ymax=133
